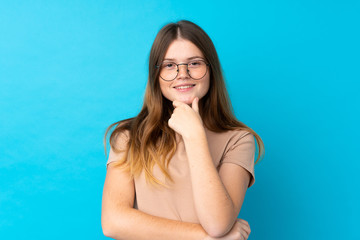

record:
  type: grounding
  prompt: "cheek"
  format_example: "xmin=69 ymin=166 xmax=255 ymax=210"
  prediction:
xmin=201 ymin=77 xmax=210 ymax=95
xmin=159 ymin=79 xmax=165 ymax=91
xmin=159 ymin=79 xmax=171 ymax=97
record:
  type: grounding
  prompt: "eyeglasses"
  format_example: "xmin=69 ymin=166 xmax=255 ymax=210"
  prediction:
xmin=155 ymin=59 xmax=210 ymax=81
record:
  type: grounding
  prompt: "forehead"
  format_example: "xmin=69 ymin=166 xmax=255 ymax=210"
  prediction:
xmin=163 ymin=39 xmax=204 ymax=61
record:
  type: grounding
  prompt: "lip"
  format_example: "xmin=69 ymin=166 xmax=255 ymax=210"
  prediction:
xmin=173 ymin=83 xmax=196 ymax=88
xmin=173 ymin=83 xmax=196 ymax=92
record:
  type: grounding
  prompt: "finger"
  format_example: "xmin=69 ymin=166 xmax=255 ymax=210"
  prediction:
xmin=191 ymin=97 xmax=199 ymax=113
xmin=241 ymin=231 xmax=249 ymax=240
xmin=238 ymin=219 xmax=249 ymax=225
xmin=168 ymin=116 xmax=173 ymax=127
xmin=241 ymin=222 xmax=251 ymax=234
xmin=238 ymin=218 xmax=250 ymax=229
xmin=172 ymin=100 xmax=186 ymax=108
xmin=237 ymin=220 xmax=251 ymax=235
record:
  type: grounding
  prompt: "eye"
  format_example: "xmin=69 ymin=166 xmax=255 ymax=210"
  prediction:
xmin=188 ymin=60 xmax=202 ymax=67
xmin=162 ymin=62 xmax=176 ymax=69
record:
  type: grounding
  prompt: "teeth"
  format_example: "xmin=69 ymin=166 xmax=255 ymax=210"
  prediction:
xmin=175 ymin=85 xmax=194 ymax=89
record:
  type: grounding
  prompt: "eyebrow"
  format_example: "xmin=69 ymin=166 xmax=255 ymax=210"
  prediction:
xmin=163 ymin=56 xmax=205 ymax=61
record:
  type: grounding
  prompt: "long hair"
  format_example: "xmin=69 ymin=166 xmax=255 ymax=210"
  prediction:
xmin=104 ymin=20 xmax=265 ymax=187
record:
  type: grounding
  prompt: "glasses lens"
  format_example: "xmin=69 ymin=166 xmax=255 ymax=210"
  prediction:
xmin=160 ymin=62 xmax=178 ymax=81
xmin=188 ymin=60 xmax=207 ymax=80
xmin=159 ymin=60 xmax=208 ymax=81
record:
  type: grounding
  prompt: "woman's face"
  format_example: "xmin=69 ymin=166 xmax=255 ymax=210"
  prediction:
xmin=159 ymin=39 xmax=210 ymax=105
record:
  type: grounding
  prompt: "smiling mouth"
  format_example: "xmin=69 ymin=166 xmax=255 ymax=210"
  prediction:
xmin=174 ymin=84 xmax=196 ymax=90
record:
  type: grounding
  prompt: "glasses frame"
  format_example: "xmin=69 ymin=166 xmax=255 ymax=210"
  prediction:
xmin=155 ymin=59 xmax=211 ymax=81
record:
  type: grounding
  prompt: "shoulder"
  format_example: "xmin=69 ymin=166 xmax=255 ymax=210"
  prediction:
xmin=107 ymin=129 xmax=130 ymax=168
xmin=111 ymin=129 xmax=131 ymax=152
xmin=204 ymin=128 xmax=255 ymax=166
xmin=228 ymin=129 xmax=255 ymax=145
xmin=205 ymin=128 xmax=254 ymax=145
xmin=216 ymin=129 xmax=256 ymax=187
xmin=108 ymin=118 xmax=133 ymax=147
xmin=115 ymin=129 xmax=130 ymax=141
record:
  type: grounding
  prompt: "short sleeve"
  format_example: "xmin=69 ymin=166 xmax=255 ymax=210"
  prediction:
xmin=106 ymin=130 xmax=130 ymax=169
xmin=220 ymin=131 xmax=256 ymax=188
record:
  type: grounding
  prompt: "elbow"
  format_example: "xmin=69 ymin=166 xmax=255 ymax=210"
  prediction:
xmin=204 ymin=221 xmax=234 ymax=238
xmin=101 ymin=215 xmax=115 ymax=238
xmin=202 ymin=207 xmax=238 ymax=238
xmin=102 ymin=227 xmax=112 ymax=238
xmin=101 ymin=212 xmax=127 ymax=239
xmin=101 ymin=203 xmax=134 ymax=239
xmin=206 ymin=228 xmax=230 ymax=239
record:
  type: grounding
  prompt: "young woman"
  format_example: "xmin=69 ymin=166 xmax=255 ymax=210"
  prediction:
xmin=101 ymin=20 xmax=265 ymax=240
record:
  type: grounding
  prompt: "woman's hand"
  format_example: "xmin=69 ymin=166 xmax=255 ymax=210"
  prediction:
xmin=168 ymin=97 xmax=204 ymax=140
xmin=205 ymin=219 xmax=251 ymax=240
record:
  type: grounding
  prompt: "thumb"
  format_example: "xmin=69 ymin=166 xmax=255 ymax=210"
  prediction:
xmin=191 ymin=97 xmax=199 ymax=113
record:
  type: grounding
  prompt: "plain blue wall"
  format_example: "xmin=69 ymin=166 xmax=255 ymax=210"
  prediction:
xmin=1 ymin=0 xmax=359 ymax=239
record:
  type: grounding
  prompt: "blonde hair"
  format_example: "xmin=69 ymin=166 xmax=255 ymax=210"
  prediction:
xmin=104 ymin=20 xmax=265 ymax=187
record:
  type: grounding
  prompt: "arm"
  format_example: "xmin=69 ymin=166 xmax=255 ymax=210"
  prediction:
xmin=101 ymin=163 xmax=251 ymax=240
xmin=101 ymin=162 xmax=210 ymax=240
xmin=169 ymin=98 xmax=252 ymax=237
xmin=183 ymin=132 xmax=251 ymax=237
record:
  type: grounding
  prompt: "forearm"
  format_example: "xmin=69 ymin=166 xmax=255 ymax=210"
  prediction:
xmin=183 ymin=130 xmax=237 ymax=237
xmin=103 ymin=206 xmax=209 ymax=240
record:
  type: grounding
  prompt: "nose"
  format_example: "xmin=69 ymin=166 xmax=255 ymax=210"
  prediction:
xmin=177 ymin=64 xmax=190 ymax=79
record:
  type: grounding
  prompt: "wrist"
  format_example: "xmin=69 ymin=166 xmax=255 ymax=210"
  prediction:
xmin=182 ymin=126 xmax=206 ymax=143
xmin=183 ymin=128 xmax=211 ymax=163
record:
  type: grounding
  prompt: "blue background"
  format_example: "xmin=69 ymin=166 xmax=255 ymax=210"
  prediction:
xmin=1 ymin=0 xmax=359 ymax=239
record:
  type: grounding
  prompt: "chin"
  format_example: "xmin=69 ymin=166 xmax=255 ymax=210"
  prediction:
xmin=176 ymin=96 xmax=194 ymax=105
